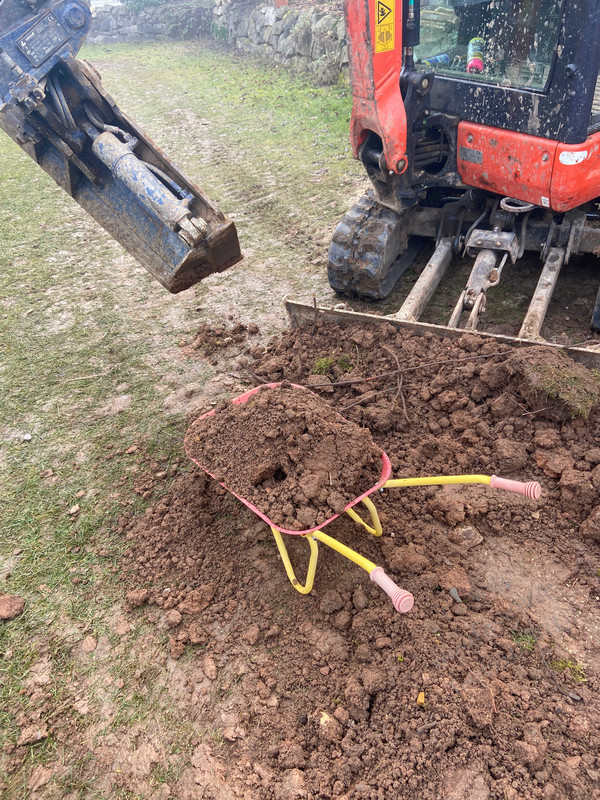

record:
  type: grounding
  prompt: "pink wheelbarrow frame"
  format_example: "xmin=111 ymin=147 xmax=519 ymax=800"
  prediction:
xmin=185 ymin=384 xmax=541 ymax=614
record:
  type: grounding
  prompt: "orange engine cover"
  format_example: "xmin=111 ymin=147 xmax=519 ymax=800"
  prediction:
xmin=457 ymin=122 xmax=600 ymax=212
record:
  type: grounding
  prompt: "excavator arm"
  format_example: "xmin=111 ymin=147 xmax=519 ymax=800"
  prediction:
xmin=0 ymin=0 xmax=241 ymax=292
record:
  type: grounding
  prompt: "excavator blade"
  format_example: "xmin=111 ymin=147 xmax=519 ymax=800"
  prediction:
xmin=285 ymin=297 xmax=600 ymax=368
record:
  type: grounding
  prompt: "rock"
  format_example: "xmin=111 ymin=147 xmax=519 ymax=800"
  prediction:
xmin=352 ymin=587 xmax=368 ymax=610
xmin=17 ymin=723 xmax=48 ymax=747
xmin=318 ymin=710 xmax=343 ymax=741
xmin=164 ymin=609 xmax=182 ymax=628
xmin=0 ymin=594 xmax=25 ymax=620
xmin=202 ymin=655 xmax=217 ymax=681
xmin=126 ymin=588 xmax=150 ymax=607
xmin=319 ymin=589 xmax=344 ymax=614
xmin=81 ymin=635 xmax=97 ymax=653
xmin=447 ymin=525 xmax=483 ymax=549
xmin=494 ymin=438 xmax=529 ymax=472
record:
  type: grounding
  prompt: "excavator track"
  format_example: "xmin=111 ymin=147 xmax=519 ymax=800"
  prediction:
xmin=328 ymin=190 xmax=416 ymax=300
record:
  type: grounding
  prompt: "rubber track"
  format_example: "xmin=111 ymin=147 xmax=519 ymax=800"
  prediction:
xmin=327 ymin=190 xmax=408 ymax=300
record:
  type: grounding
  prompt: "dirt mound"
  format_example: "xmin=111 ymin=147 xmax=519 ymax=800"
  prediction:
xmin=120 ymin=321 xmax=600 ymax=800
xmin=185 ymin=382 xmax=383 ymax=530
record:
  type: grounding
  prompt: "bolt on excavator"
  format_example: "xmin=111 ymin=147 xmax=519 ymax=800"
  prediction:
xmin=289 ymin=0 xmax=600 ymax=362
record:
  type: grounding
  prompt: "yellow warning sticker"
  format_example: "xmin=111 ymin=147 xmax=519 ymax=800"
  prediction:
xmin=375 ymin=0 xmax=394 ymax=52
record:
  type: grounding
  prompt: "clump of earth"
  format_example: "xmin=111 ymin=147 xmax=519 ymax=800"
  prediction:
xmin=185 ymin=382 xmax=383 ymax=530
xmin=120 ymin=321 xmax=600 ymax=800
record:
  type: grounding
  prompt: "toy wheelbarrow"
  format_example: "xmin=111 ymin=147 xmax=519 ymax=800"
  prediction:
xmin=185 ymin=385 xmax=541 ymax=614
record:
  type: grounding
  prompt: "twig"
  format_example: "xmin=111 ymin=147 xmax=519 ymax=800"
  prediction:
xmin=65 ymin=369 xmax=113 ymax=382
xmin=340 ymin=386 xmax=396 ymax=412
xmin=383 ymin=345 xmax=409 ymax=422
xmin=302 ymin=350 xmax=510 ymax=391
xmin=242 ymin=364 xmax=266 ymax=386
xmin=535 ymin=640 xmax=569 ymax=697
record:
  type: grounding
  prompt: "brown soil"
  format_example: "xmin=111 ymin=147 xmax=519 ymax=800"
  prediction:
xmin=120 ymin=321 xmax=600 ymax=800
xmin=185 ymin=383 xmax=383 ymax=531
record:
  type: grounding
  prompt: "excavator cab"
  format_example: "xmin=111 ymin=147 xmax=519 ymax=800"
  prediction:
xmin=329 ymin=0 xmax=600 ymax=348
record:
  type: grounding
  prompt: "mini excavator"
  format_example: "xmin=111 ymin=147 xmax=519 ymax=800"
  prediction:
xmin=2 ymin=0 xmax=600 ymax=358
xmin=316 ymin=0 xmax=600 ymax=356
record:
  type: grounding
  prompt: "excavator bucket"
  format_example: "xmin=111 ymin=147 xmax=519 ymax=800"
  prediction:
xmin=0 ymin=0 xmax=241 ymax=292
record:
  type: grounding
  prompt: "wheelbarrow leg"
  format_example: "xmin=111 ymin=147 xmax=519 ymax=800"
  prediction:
xmin=345 ymin=496 xmax=383 ymax=536
xmin=270 ymin=527 xmax=319 ymax=594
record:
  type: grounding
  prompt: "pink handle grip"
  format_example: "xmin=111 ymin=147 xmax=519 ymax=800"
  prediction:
xmin=370 ymin=567 xmax=414 ymax=613
xmin=490 ymin=475 xmax=541 ymax=500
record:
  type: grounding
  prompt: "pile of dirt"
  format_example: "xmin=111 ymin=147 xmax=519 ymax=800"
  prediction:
xmin=185 ymin=382 xmax=383 ymax=530
xmin=119 ymin=321 xmax=600 ymax=800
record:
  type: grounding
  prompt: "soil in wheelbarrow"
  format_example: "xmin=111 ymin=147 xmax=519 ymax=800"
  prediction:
xmin=185 ymin=383 xmax=383 ymax=531
xmin=118 ymin=321 xmax=600 ymax=800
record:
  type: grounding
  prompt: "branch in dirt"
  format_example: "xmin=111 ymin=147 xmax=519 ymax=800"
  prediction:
xmin=242 ymin=350 xmax=510 ymax=406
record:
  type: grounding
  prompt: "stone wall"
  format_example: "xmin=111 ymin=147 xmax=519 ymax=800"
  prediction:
xmin=87 ymin=2 xmax=347 ymax=84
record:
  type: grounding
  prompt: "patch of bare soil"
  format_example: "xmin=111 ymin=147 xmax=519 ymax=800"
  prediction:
xmin=120 ymin=322 xmax=600 ymax=800
xmin=185 ymin=383 xmax=382 ymax=530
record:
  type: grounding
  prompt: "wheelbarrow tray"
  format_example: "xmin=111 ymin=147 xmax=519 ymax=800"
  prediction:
xmin=184 ymin=382 xmax=392 ymax=535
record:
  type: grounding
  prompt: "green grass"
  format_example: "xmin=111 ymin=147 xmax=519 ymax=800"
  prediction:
xmin=548 ymin=658 xmax=587 ymax=683
xmin=510 ymin=630 xmax=537 ymax=652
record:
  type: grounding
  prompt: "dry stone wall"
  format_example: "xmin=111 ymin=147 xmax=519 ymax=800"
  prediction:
xmin=87 ymin=2 xmax=347 ymax=83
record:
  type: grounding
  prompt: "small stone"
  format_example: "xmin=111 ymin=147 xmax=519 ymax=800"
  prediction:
xmin=81 ymin=635 xmax=97 ymax=653
xmin=352 ymin=588 xmax=368 ymax=611
xmin=0 ymin=595 xmax=26 ymax=620
xmin=75 ymin=489 xmax=86 ymax=498
xmin=202 ymin=655 xmax=217 ymax=681
xmin=448 ymin=525 xmax=483 ymax=549
xmin=68 ymin=504 xmax=80 ymax=516
xmin=449 ymin=587 xmax=463 ymax=603
xmin=318 ymin=711 xmax=343 ymax=741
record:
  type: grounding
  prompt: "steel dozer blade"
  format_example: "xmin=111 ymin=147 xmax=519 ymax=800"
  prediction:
xmin=0 ymin=0 xmax=241 ymax=292
xmin=324 ymin=191 xmax=600 ymax=363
